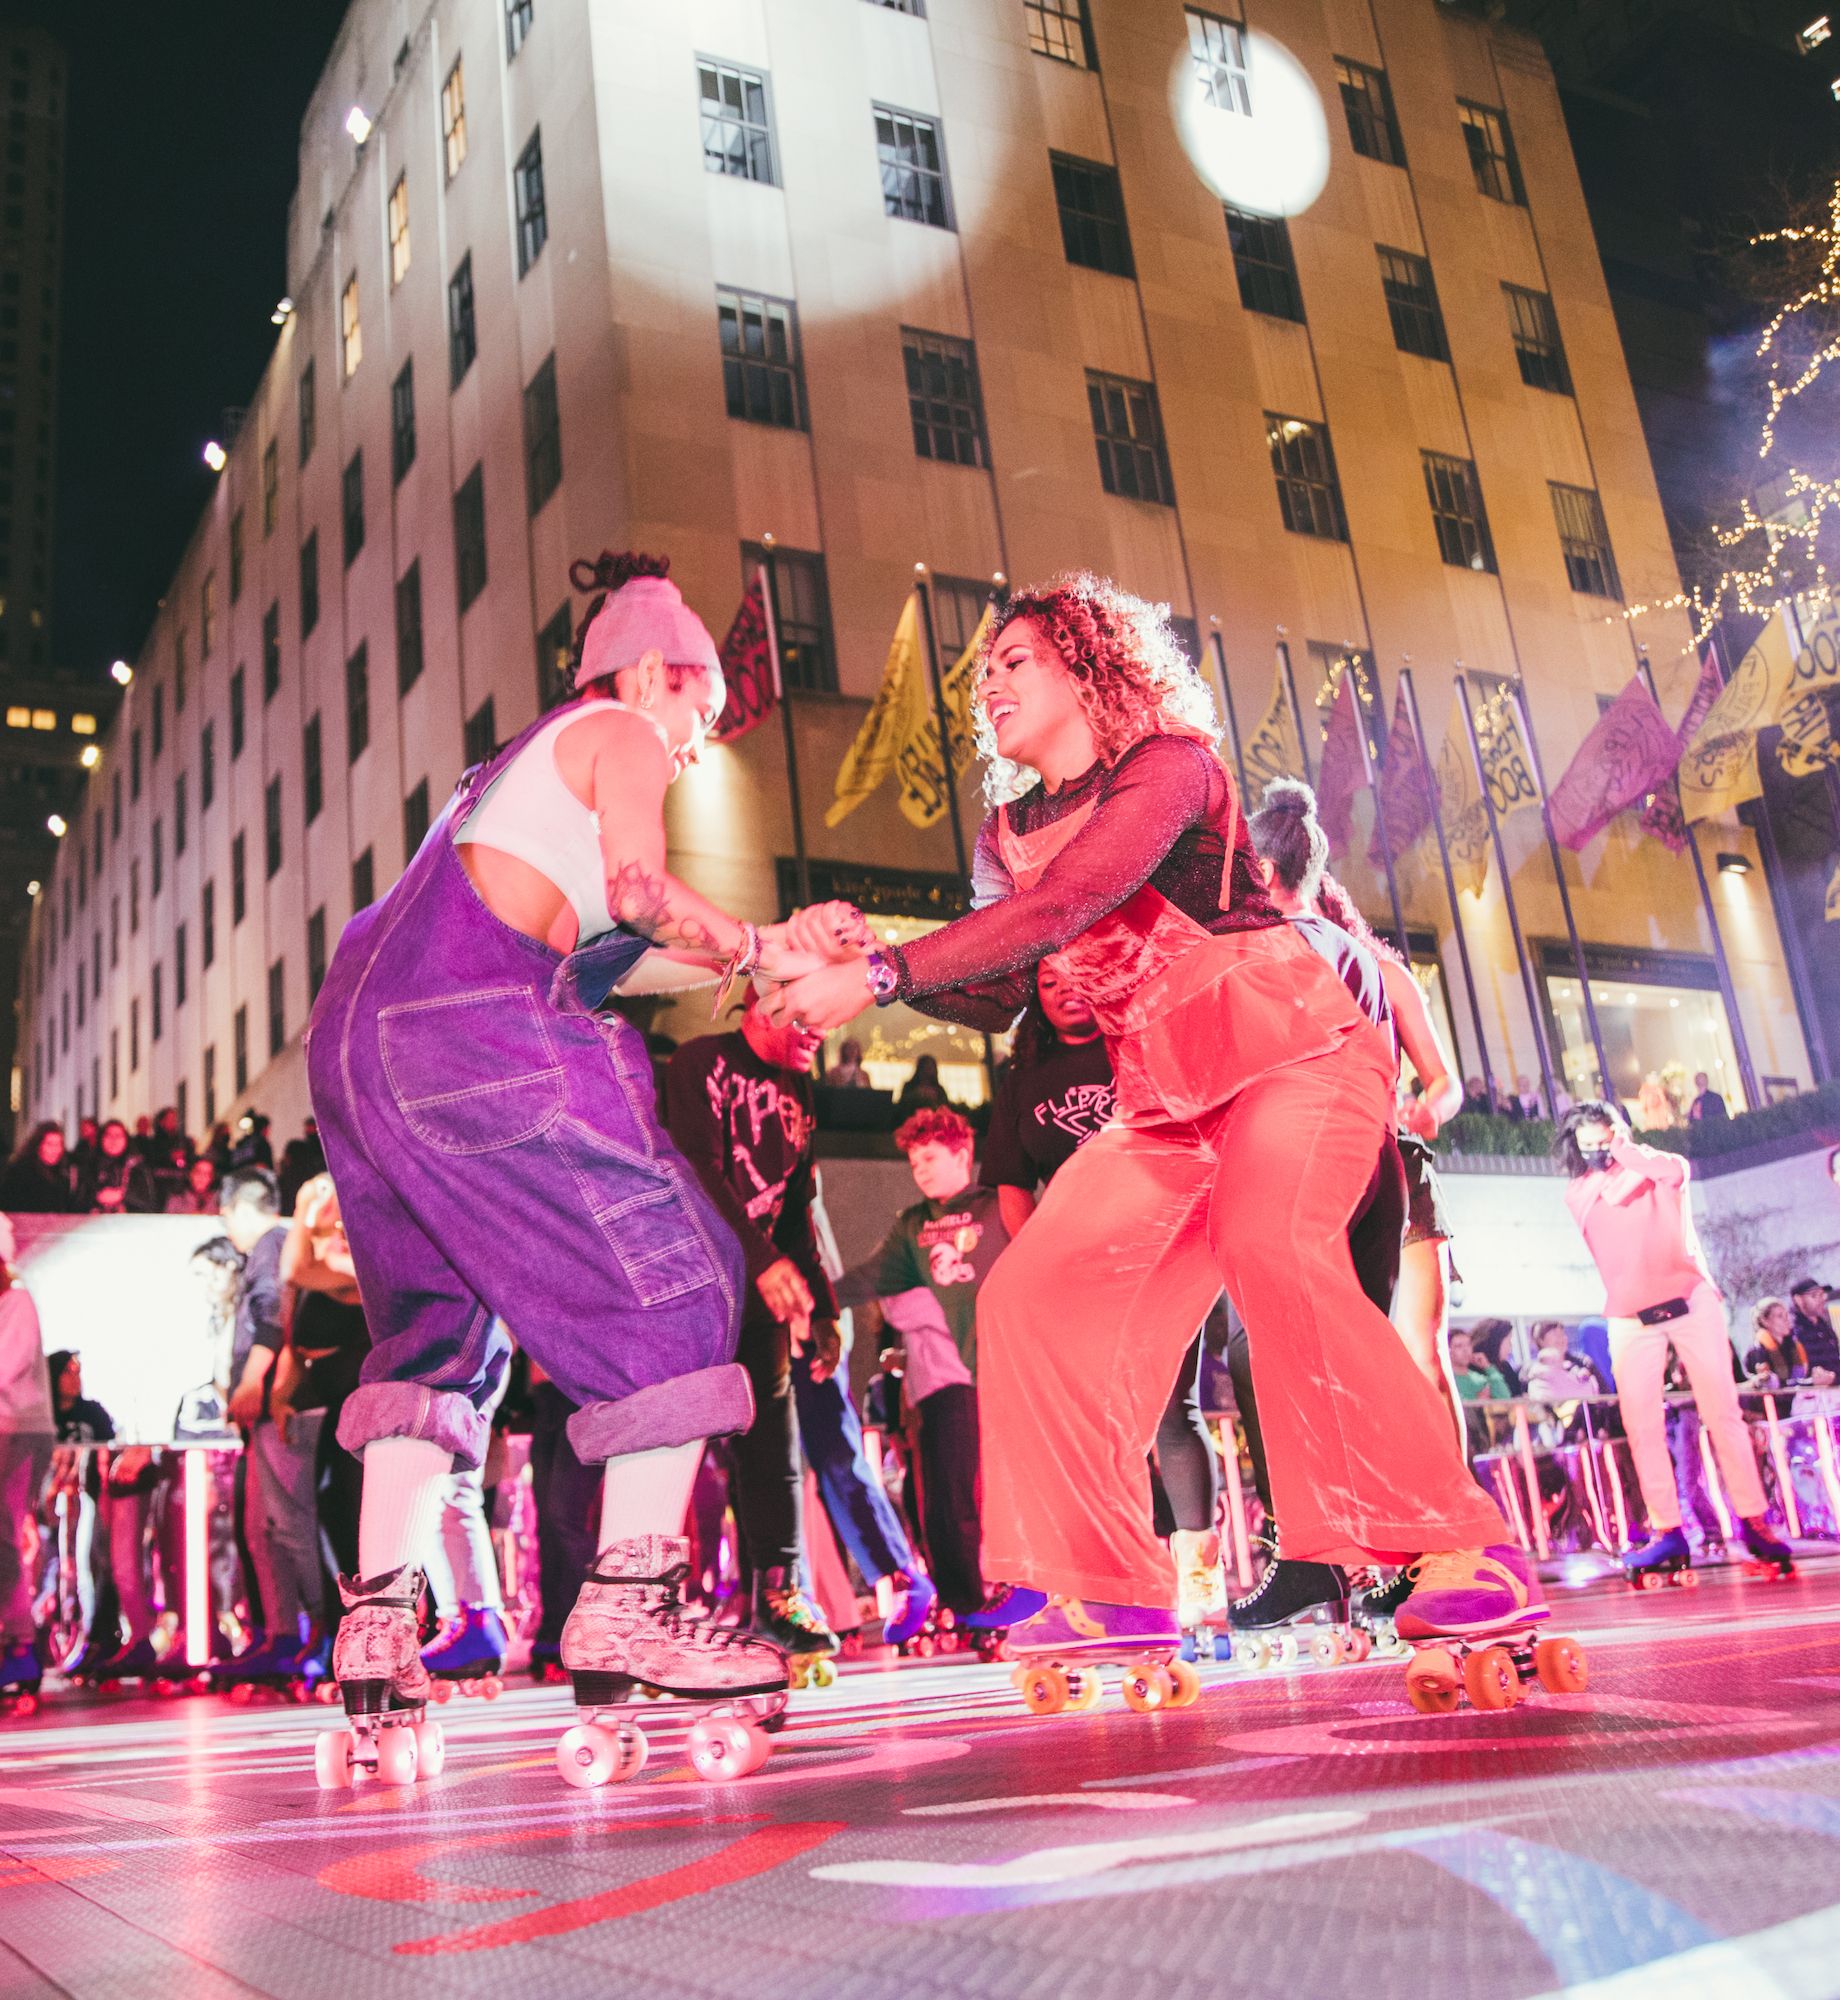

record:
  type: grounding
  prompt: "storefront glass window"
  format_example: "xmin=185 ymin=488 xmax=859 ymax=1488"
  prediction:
xmin=1546 ymin=973 xmax=1741 ymax=1121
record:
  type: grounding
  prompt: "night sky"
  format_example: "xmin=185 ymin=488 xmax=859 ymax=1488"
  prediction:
xmin=43 ymin=0 xmax=348 ymax=679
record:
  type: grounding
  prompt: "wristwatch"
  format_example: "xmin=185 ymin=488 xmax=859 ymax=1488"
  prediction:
xmin=864 ymin=949 xmax=900 ymax=1006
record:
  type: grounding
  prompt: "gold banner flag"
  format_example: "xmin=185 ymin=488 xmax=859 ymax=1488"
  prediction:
xmin=1242 ymin=654 xmax=1305 ymax=796
xmin=895 ymin=604 xmax=993 ymax=829
xmin=1435 ymin=690 xmax=1489 ymax=896
xmin=1827 ymin=860 xmax=1840 ymax=924
xmin=1678 ymin=610 xmax=1795 ymax=822
xmin=825 ymin=593 xmax=927 ymax=828
xmin=1473 ymin=679 xmax=1540 ymax=819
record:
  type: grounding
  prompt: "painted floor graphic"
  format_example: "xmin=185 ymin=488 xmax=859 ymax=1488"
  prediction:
xmin=4 ymin=1565 xmax=1840 ymax=1998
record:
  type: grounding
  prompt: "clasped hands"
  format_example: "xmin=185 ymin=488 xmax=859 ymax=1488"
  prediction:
xmin=752 ymin=899 xmax=880 ymax=1032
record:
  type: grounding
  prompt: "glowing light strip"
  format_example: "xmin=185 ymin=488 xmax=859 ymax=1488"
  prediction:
xmin=1763 ymin=1395 xmax=1803 ymax=1539
xmin=1606 ymin=1439 xmax=1630 ymax=1550
xmin=1222 ymin=1426 xmax=1253 ymax=1589
xmin=1576 ymin=1431 xmax=1614 ymax=1551
xmin=183 ymin=1447 xmax=209 ymax=1669
xmin=1514 ymin=1407 xmax=1550 ymax=1559
xmin=1813 ymin=1399 xmax=1840 ymax=1526
xmin=1697 ymin=1423 xmax=1734 ymax=1542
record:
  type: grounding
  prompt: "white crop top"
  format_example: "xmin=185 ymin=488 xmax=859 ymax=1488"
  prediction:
xmin=454 ymin=698 xmax=669 ymax=944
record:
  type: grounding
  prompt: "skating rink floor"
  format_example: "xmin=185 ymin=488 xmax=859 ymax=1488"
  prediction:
xmin=6 ymin=1562 xmax=1840 ymax=2000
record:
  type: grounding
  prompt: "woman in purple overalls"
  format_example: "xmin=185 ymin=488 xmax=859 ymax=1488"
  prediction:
xmin=307 ymin=553 xmax=810 ymax=1735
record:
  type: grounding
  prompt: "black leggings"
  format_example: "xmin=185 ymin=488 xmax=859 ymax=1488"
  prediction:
xmin=1149 ymin=1336 xmax=1217 ymax=1536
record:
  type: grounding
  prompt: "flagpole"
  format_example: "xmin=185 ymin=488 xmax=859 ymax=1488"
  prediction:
xmin=759 ymin=535 xmax=811 ymax=908
xmin=1208 ymin=621 xmax=1248 ymax=796
xmin=913 ymin=565 xmax=970 ymax=884
xmin=1456 ymin=670 xmax=1558 ymax=1113
xmin=1636 ymin=648 xmax=1760 ymax=1110
xmin=1276 ymin=630 xmax=1314 ymax=783
xmin=1508 ymin=678 xmax=1612 ymax=1100
xmin=1401 ymin=665 xmax=1496 ymax=1111
xmin=1352 ymin=653 xmax=1410 ymax=957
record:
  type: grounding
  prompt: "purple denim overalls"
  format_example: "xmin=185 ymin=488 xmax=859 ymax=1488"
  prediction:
xmin=305 ymin=713 xmax=749 ymax=1472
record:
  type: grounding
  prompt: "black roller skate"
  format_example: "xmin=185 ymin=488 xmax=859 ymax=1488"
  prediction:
xmin=1228 ymin=1559 xmax=1370 ymax=1670
xmin=750 ymin=1566 xmax=840 ymax=1689
xmin=1351 ymin=1562 xmax=1420 ymax=1657
xmin=314 ymin=1567 xmax=443 ymax=1789
xmin=1740 ymin=1517 xmax=1797 ymax=1581
xmin=1622 ymin=1526 xmax=1695 ymax=1590
xmin=0 ymin=1640 xmax=43 ymax=1717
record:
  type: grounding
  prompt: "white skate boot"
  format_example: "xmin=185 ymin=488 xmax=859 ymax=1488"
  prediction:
xmin=556 ymin=1535 xmax=789 ymax=1790
xmin=313 ymin=1566 xmax=444 ymax=1791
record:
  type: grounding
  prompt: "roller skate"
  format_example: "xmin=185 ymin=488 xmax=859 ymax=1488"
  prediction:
xmin=1226 ymin=1559 xmax=1370 ymax=1670
xmin=1174 ymin=1529 xmax=1231 ymax=1663
xmin=526 ymin=1638 xmax=569 ymax=1686
xmin=1006 ymin=1596 xmax=1200 ymax=1716
xmin=87 ymin=1634 xmax=164 ymax=1689
xmin=1739 ymin=1517 xmax=1797 ymax=1580
xmin=0 ymin=1641 xmax=42 ymax=1718
xmin=1349 ymin=1565 xmax=1418 ymax=1658
xmin=1622 ymin=1525 xmax=1696 ymax=1590
xmin=750 ymin=1566 xmax=840 ymax=1690
xmin=421 ymin=1603 xmax=509 ymax=1702
xmin=555 ymin=1535 xmax=789 ymax=1790
xmin=881 ymin=1569 xmax=938 ymax=1652
xmin=1393 ymin=1544 xmax=1583 ymax=1714
xmin=313 ymin=1568 xmax=443 ymax=1789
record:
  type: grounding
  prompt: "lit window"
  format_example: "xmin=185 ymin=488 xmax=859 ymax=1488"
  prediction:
xmin=1458 ymin=100 xmax=1523 ymax=205
xmin=1266 ymin=413 xmax=1347 ymax=541
xmin=1550 ymin=482 xmax=1621 ymax=598
xmin=70 ymin=712 xmax=95 ymax=734
xmin=4 ymin=704 xmax=27 ymax=727
xmin=341 ymin=272 xmax=361 ymax=377
xmin=1025 ymin=0 xmax=1094 ymax=67
xmin=388 ymin=172 xmax=410 ymax=285
xmin=442 ymin=59 xmax=467 ymax=179
xmin=1801 ymin=15 xmax=1832 ymax=51
xmin=1186 ymin=10 xmax=1250 ymax=116
xmin=31 ymin=706 xmax=53 ymax=729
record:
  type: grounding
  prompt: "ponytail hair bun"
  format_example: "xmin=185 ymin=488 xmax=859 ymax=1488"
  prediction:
xmin=564 ymin=550 xmax=721 ymax=698
xmin=1248 ymin=776 xmax=1328 ymax=901
xmin=568 ymin=549 xmax=672 ymax=595
xmin=1257 ymin=777 xmax=1319 ymax=824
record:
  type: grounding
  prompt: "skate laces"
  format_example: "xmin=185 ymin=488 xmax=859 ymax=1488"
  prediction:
xmin=614 ymin=1562 xmax=762 ymax=1653
xmin=1410 ymin=1550 xmax=1487 ymax=1592
xmin=765 ymin=1585 xmax=826 ymax=1633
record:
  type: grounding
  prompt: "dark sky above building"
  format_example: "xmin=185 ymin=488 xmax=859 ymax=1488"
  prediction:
xmin=42 ymin=0 xmax=347 ymax=678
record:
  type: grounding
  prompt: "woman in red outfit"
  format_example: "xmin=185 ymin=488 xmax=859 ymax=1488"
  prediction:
xmin=766 ymin=575 xmax=1531 ymax=1652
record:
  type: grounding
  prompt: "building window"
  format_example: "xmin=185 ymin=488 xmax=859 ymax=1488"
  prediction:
xmin=396 ymin=564 xmax=425 ymax=694
xmin=234 ymin=1005 xmax=249 ymax=1094
xmin=454 ymin=465 xmax=487 ymax=611
xmin=523 ymin=353 xmax=563 ymax=514
xmin=717 ymin=287 xmax=805 ymax=428
xmin=131 ymin=728 xmax=142 ymax=799
xmin=874 ymin=106 xmax=951 ymax=227
xmin=203 ymin=1044 xmax=216 ymax=1128
xmin=514 ymin=131 xmax=547 ymax=275
xmin=262 ymin=439 xmax=278 ymax=535
xmin=152 ymin=682 xmax=165 ymax=759
xmin=506 ymin=0 xmax=534 ymax=57
xmin=465 ymin=697 xmax=497 ymax=768
xmin=1186 ymin=10 xmax=1251 ymax=115
xmin=341 ymin=450 xmax=365 ymax=566
xmin=1422 ymin=451 xmax=1496 ymax=572
xmin=391 ymin=359 xmax=416 ymax=483
xmin=902 ymin=328 xmax=988 ymax=467
xmin=260 ymin=599 xmax=280 ymax=700
xmin=346 ymin=643 xmax=370 ymax=760
xmin=1336 ymin=57 xmax=1404 ymax=166
xmin=299 ymin=358 xmax=316 ymax=464
xmin=109 ymin=893 xmax=119 ymax=966
xmin=231 ymin=834 xmax=246 ymax=925
xmin=152 ymin=962 xmax=163 ymax=1044
xmin=201 ymin=720 xmax=216 ymax=806
xmin=302 ymin=527 xmax=322 ymax=638
xmin=388 ymin=172 xmax=410 ymax=285
xmin=1050 ymin=153 xmax=1134 ymax=277
xmin=1458 ymin=100 xmax=1523 ymax=205
xmin=229 ymin=508 xmax=245 ymax=604
xmin=174 ymin=631 xmax=187 ymax=711
xmin=1266 ymin=413 xmax=1348 ymax=541
xmin=174 ymin=770 xmax=187 ymax=855
xmin=537 ymin=603 xmax=573 ymax=709
xmin=699 ymin=60 xmax=776 ymax=184
xmin=202 ymin=880 xmax=215 ymax=967
xmin=130 ymin=998 xmax=139 ymax=1074
xmin=308 ymin=907 xmax=327 ymax=1001
xmin=1550 ymin=482 xmax=1621 ymax=598
xmin=745 ymin=542 xmax=836 ymax=692
xmin=268 ymin=959 xmax=286 ymax=1057
xmin=303 ymin=712 xmax=323 ymax=823
xmin=265 ymin=776 xmax=283 ymax=879
xmin=230 ymin=667 xmax=246 ymax=758
xmin=175 ymin=922 xmax=187 ymax=1008
xmin=151 ymin=817 xmax=163 ymax=897
xmin=352 ymin=847 xmax=375 ymax=913
xmin=1086 ymin=370 xmax=1175 ymax=506
xmin=404 ymin=778 xmax=431 ymax=859
xmin=130 ymin=857 xmax=140 ymax=932
xmin=448 ymin=255 xmax=477 ymax=387
xmin=1226 ymin=205 xmax=1304 ymax=321
xmin=1504 ymin=283 xmax=1571 ymax=394
xmin=1378 ymin=246 xmax=1447 ymax=360
xmin=341 ymin=272 xmax=361 ymax=378
xmin=1025 ymin=0 xmax=1094 ymax=67
xmin=442 ymin=58 xmax=467 ymax=179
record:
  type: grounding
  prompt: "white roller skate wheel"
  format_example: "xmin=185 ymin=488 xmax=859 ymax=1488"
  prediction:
xmin=1232 ymin=1633 xmax=1273 ymax=1672
xmin=1271 ymin=1633 xmax=1299 ymax=1668
xmin=373 ymin=1726 xmax=420 ymax=1786
xmin=556 ymin=1721 xmax=621 ymax=1789
xmin=1309 ymin=1630 xmax=1346 ymax=1669
xmin=314 ymin=1729 xmax=356 ymax=1790
xmin=737 ymin=1722 xmax=772 ymax=1775
xmin=688 ymin=1716 xmax=758 ymax=1782
xmin=411 ymin=1719 xmax=446 ymax=1780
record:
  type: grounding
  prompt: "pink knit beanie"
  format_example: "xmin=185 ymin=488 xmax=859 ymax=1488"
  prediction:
xmin=570 ymin=554 xmax=721 ymax=691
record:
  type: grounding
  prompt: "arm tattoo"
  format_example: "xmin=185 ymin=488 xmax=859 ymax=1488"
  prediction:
xmin=608 ymin=861 xmax=670 ymax=940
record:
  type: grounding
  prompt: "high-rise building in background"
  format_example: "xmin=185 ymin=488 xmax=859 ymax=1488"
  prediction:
xmin=12 ymin=0 xmax=1813 ymax=1147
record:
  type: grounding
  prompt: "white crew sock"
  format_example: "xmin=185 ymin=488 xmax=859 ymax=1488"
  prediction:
xmin=357 ymin=1436 xmax=455 ymax=1581
xmin=598 ymin=1440 xmax=704 ymax=1550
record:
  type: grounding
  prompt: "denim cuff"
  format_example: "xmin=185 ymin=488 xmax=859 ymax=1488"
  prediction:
xmin=336 ymin=1382 xmax=484 ymax=1471
xmin=566 ymin=1362 xmax=754 ymax=1462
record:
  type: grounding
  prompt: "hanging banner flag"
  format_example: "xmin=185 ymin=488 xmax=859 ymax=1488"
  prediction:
xmin=1242 ymin=653 xmax=1306 ymax=798
xmin=894 ymin=604 xmax=993 ymax=829
xmin=1368 ymin=681 xmax=1434 ymax=865
xmin=1826 ymin=860 xmax=1840 ymax=923
xmin=1679 ymin=611 xmax=1796 ymax=822
xmin=711 ymin=568 xmax=781 ymax=743
xmin=1315 ymin=667 xmax=1365 ymax=856
xmin=1546 ymin=674 xmax=1683 ymax=850
xmin=1640 ymin=649 xmax=1724 ymax=852
xmin=1436 ymin=690 xmax=1490 ymax=896
xmin=825 ymin=594 xmax=927 ymax=827
xmin=1468 ymin=677 xmax=1541 ymax=820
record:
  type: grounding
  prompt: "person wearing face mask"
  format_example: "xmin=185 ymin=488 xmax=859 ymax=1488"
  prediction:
xmin=1556 ymin=1100 xmax=1793 ymax=1583
xmin=304 ymin=551 xmax=833 ymax=1769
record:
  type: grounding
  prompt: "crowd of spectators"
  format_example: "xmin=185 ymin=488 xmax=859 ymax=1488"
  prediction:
xmin=0 ymin=1112 xmax=326 ymax=1220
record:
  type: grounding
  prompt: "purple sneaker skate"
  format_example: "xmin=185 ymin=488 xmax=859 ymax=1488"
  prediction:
xmin=1391 ymin=1545 xmax=1588 ymax=1716
xmin=1005 ymin=1597 xmax=1198 ymax=1717
xmin=1394 ymin=1544 xmax=1549 ymax=1642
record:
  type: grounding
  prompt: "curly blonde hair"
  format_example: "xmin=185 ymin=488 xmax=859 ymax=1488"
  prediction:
xmin=972 ymin=572 xmax=1220 ymax=802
